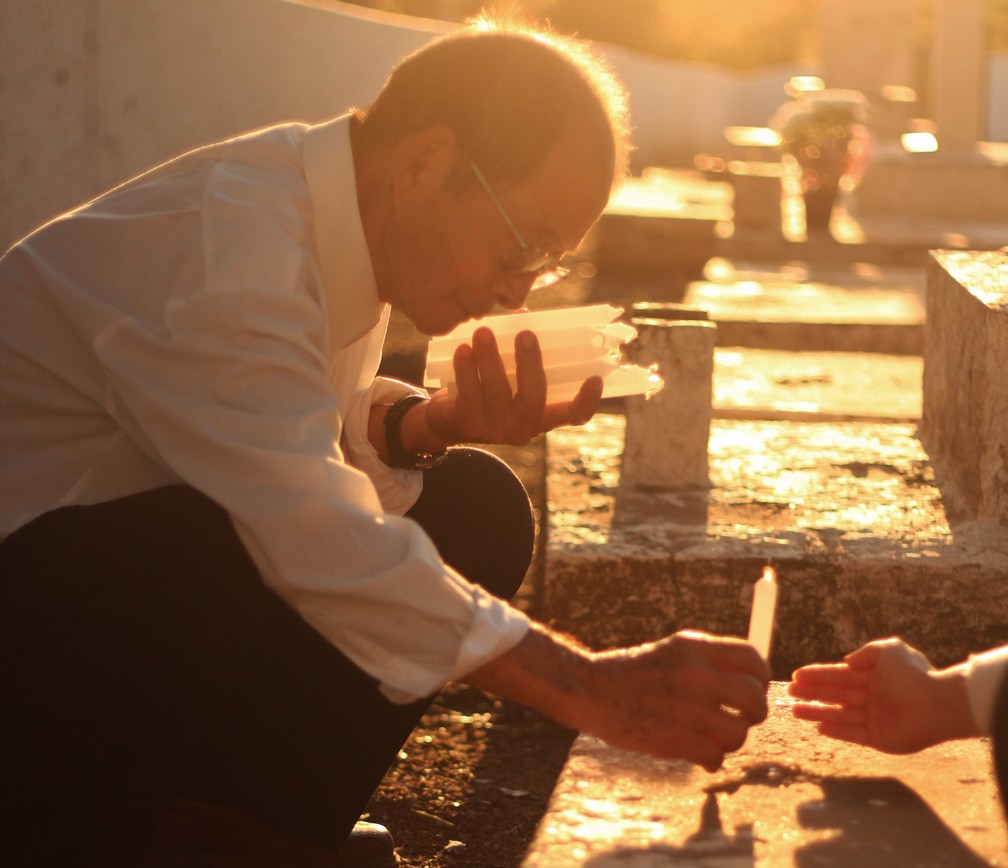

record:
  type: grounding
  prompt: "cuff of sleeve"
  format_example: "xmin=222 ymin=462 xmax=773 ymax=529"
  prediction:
xmin=344 ymin=376 xmax=427 ymax=515
xmin=379 ymin=587 xmax=531 ymax=704
xmin=966 ymin=647 xmax=1008 ymax=734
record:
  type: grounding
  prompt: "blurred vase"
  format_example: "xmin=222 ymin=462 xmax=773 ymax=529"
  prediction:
xmin=771 ymin=90 xmax=872 ymax=236
xmin=802 ymin=185 xmax=839 ymax=232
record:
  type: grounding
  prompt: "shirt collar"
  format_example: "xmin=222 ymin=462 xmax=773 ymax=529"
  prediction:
xmin=302 ymin=114 xmax=384 ymax=351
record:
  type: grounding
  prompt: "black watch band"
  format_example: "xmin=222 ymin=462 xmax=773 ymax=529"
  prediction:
xmin=383 ymin=394 xmax=447 ymax=471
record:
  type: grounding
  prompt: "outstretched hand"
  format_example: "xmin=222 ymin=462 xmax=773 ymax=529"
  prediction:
xmin=585 ymin=631 xmax=771 ymax=771
xmin=424 ymin=327 xmax=602 ymax=447
xmin=788 ymin=638 xmax=978 ymax=754
xmin=466 ymin=627 xmax=770 ymax=774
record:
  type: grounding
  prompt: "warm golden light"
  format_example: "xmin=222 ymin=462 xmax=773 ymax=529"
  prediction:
xmin=785 ymin=75 xmax=825 ymax=97
xmin=880 ymin=84 xmax=917 ymax=104
xmin=902 ymin=131 xmax=939 ymax=153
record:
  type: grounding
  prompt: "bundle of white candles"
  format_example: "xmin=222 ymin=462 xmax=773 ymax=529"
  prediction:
xmin=424 ymin=304 xmax=663 ymax=403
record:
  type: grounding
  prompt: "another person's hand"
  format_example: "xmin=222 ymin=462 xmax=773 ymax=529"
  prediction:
xmin=423 ymin=327 xmax=602 ymax=447
xmin=466 ymin=626 xmax=770 ymax=772
xmin=788 ymin=638 xmax=979 ymax=754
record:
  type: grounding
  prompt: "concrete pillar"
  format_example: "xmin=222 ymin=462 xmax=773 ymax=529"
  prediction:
xmin=921 ymin=249 xmax=1008 ymax=526
xmin=819 ymin=0 xmax=918 ymax=140
xmin=930 ymin=0 xmax=987 ymax=151
xmin=820 ymin=0 xmax=917 ymax=95
xmin=621 ymin=319 xmax=717 ymax=490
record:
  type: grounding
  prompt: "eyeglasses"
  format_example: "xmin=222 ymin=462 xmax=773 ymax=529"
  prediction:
xmin=465 ymin=154 xmax=570 ymax=291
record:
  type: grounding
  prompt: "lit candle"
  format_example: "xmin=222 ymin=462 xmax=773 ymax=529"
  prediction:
xmin=747 ymin=565 xmax=778 ymax=661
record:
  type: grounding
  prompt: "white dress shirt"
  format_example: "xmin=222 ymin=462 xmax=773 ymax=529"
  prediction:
xmin=0 ymin=115 xmax=529 ymax=702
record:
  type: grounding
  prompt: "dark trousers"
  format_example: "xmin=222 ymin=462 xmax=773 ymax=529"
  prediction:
xmin=0 ymin=447 xmax=534 ymax=866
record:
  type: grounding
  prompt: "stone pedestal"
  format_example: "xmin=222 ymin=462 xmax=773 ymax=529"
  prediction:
xmin=524 ymin=684 xmax=1008 ymax=867
xmin=930 ymin=0 xmax=987 ymax=151
xmin=820 ymin=0 xmax=916 ymax=98
xmin=621 ymin=319 xmax=717 ymax=491
xmin=921 ymin=249 xmax=1008 ymax=526
xmin=820 ymin=0 xmax=918 ymax=141
xmin=544 ymin=414 xmax=1008 ymax=672
xmin=726 ymin=161 xmax=784 ymax=233
xmin=589 ymin=171 xmax=727 ymax=302
xmin=854 ymin=144 xmax=1008 ymax=222
xmin=682 ymin=273 xmax=925 ymax=355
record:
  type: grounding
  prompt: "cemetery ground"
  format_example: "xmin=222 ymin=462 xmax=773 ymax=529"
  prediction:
xmin=363 ymin=437 xmax=570 ymax=868
xmin=347 ymin=277 xmax=597 ymax=866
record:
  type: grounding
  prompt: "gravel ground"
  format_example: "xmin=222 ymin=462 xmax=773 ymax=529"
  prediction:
xmin=362 ymin=437 xmax=578 ymax=867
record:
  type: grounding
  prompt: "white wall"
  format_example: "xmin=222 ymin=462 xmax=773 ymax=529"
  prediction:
xmin=1 ymin=0 xmax=449 ymax=250
xmin=991 ymin=54 xmax=1008 ymax=142
xmin=3 ymin=0 xmax=1005 ymax=252
xmin=603 ymin=44 xmax=808 ymax=166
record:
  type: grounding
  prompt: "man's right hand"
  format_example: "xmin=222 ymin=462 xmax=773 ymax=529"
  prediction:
xmin=464 ymin=624 xmax=770 ymax=772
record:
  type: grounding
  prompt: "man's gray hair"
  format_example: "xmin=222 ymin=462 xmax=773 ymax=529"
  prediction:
xmin=354 ymin=14 xmax=631 ymax=193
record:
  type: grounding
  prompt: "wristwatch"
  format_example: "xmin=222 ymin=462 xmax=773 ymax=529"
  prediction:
xmin=383 ymin=394 xmax=447 ymax=471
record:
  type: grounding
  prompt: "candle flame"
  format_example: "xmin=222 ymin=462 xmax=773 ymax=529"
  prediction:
xmin=762 ymin=565 xmax=776 ymax=582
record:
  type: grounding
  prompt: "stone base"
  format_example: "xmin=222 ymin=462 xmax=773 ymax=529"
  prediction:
xmin=682 ymin=275 xmax=924 ymax=355
xmin=543 ymin=415 xmax=1008 ymax=676
xmin=922 ymin=249 xmax=1008 ymax=526
xmin=589 ymin=170 xmax=729 ymax=301
xmin=855 ymin=144 xmax=1008 ymax=221
xmin=713 ymin=348 xmax=922 ymax=422
xmin=523 ymin=684 xmax=1008 ymax=867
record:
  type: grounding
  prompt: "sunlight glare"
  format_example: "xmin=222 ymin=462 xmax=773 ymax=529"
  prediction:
xmin=902 ymin=131 xmax=938 ymax=153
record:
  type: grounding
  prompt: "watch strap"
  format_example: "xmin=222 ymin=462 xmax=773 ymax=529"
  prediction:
xmin=383 ymin=394 xmax=446 ymax=470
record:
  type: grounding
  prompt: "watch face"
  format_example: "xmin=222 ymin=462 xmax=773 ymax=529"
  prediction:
xmin=410 ymin=451 xmax=446 ymax=471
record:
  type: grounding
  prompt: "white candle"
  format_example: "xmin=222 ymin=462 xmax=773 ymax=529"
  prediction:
xmin=427 ymin=304 xmax=625 ymax=348
xmin=747 ymin=565 xmax=778 ymax=662
xmin=423 ymin=304 xmax=664 ymax=402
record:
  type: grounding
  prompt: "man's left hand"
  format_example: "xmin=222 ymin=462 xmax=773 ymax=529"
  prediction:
xmin=422 ymin=327 xmax=602 ymax=447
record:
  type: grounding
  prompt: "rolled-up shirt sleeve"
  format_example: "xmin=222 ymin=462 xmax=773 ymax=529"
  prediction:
xmin=342 ymin=375 xmax=426 ymax=516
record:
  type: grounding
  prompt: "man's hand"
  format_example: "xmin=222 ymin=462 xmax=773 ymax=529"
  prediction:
xmin=422 ymin=327 xmax=602 ymax=448
xmin=583 ymin=631 xmax=771 ymax=770
xmin=788 ymin=638 xmax=978 ymax=754
xmin=465 ymin=625 xmax=770 ymax=772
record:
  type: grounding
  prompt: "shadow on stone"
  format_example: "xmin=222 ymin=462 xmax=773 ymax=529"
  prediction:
xmin=795 ymin=777 xmax=989 ymax=867
xmin=582 ymin=790 xmax=755 ymax=865
xmin=578 ymin=773 xmax=986 ymax=867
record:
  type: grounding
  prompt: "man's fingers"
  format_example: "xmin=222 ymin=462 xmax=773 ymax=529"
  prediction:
xmin=656 ymin=724 xmax=729 ymax=772
xmin=683 ymin=632 xmax=771 ymax=683
xmin=512 ymin=330 xmax=548 ymax=435
xmin=534 ymin=376 xmax=603 ymax=435
xmin=716 ymin=672 xmax=770 ymax=726
xmin=451 ymin=342 xmax=480 ymax=396
xmin=707 ymin=704 xmax=756 ymax=752
xmin=567 ymin=376 xmax=603 ymax=425
xmin=671 ymin=705 xmax=757 ymax=770
xmin=471 ymin=328 xmax=512 ymax=409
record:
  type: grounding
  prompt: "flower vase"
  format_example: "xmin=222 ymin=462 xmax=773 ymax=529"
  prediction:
xmin=802 ymin=185 xmax=838 ymax=233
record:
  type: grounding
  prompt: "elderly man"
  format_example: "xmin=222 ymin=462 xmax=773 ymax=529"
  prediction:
xmin=0 ymin=17 xmax=769 ymax=867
